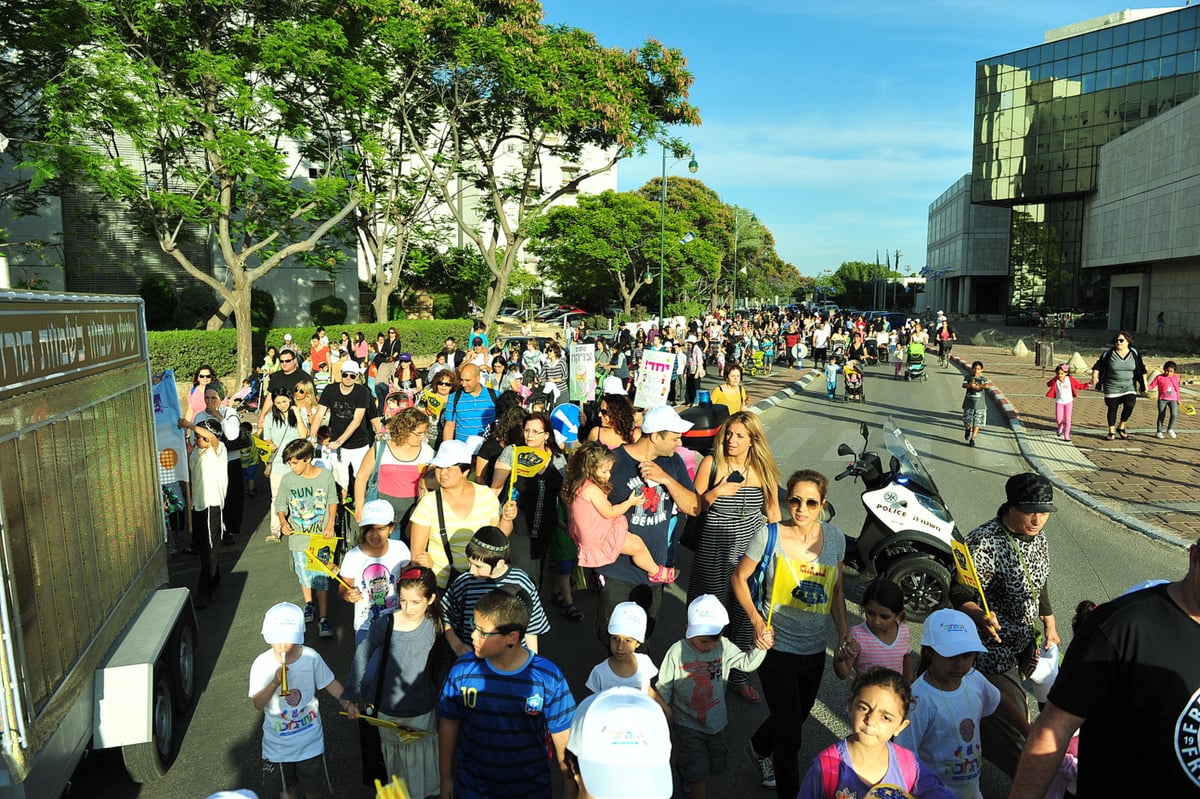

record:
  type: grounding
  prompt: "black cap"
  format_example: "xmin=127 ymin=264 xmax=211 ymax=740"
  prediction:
xmin=1005 ymin=473 xmax=1056 ymax=513
xmin=469 ymin=525 xmax=510 ymax=554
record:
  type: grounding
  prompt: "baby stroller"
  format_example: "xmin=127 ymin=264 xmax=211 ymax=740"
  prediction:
xmin=383 ymin=389 xmax=417 ymax=418
xmin=844 ymin=360 xmax=865 ymax=402
xmin=905 ymin=342 xmax=928 ymax=381
xmin=234 ymin=376 xmax=262 ymax=413
xmin=747 ymin=349 xmax=768 ymax=377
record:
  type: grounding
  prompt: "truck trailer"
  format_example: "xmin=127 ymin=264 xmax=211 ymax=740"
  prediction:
xmin=0 ymin=291 xmax=197 ymax=797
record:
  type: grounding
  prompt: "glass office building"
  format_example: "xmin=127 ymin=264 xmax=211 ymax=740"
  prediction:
xmin=972 ymin=5 xmax=1200 ymax=310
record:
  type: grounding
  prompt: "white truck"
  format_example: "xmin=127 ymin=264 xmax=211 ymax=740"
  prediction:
xmin=0 ymin=291 xmax=197 ymax=797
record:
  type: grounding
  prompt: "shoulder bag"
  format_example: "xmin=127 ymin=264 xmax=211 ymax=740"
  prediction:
xmin=435 ymin=489 xmax=463 ymax=589
xmin=364 ymin=439 xmax=386 ymax=504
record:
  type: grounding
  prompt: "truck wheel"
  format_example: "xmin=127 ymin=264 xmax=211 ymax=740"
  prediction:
xmin=122 ymin=663 xmax=176 ymax=783
xmin=169 ymin=615 xmax=198 ymax=709
xmin=884 ymin=554 xmax=951 ymax=623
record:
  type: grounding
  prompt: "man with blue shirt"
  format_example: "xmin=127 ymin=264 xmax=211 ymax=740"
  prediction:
xmin=441 ymin=363 xmax=496 ymax=443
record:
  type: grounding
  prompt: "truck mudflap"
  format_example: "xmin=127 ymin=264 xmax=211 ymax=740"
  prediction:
xmin=94 ymin=587 xmax=195 ymax=748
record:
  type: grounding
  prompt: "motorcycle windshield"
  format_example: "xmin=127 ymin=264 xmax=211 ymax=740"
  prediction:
xmin=883 ymin=417 xmax=940 ymax=497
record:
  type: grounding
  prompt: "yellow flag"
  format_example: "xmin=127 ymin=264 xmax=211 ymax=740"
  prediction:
xmin=508 ymin=446 xmax=547 ymax=500
xmin=304 ymin=536 xmax=351 ymax=590
xmin=950 ymin=538 xmax=991 ymax=617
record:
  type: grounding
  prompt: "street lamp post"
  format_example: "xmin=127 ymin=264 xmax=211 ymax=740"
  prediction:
xmin=731 ymin=209 xmax=756 ymax=313
xmin=660 ymin=144 xmax=698 ymax=332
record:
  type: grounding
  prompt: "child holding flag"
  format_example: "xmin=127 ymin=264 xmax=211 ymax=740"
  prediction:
xmin=276 ymin=439 xmax=339 ymax=639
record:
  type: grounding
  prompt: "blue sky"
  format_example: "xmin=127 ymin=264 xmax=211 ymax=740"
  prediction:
xmin=540 ymin=1 xmax=1173 ymax=277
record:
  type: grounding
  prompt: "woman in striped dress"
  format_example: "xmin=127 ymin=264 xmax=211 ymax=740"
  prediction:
xmin=686 ymin=411 xmax=781 ymax=702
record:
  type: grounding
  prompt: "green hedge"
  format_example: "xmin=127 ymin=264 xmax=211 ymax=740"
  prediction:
xmin=150 ymin=319 xmax=474 ymax=381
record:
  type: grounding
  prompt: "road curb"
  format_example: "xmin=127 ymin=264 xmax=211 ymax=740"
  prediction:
xmin=747 ymin=368 xmax=820 ymax=414
xmin=948 ymin=354 xmax=1190 ymax=549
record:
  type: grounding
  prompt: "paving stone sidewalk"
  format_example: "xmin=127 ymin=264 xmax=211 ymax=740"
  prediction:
xmin=948 ymin=340 xmax=1200 ymax=546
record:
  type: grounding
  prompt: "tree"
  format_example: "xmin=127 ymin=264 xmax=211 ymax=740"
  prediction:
xmin=529 ymin=190 xmax=681 ymax=315
xmin=12 ymin=0 xmax=368 ymax=378
xmin=395 ymin=0 xmax=701 ymax=329
xmin=636 ymin=176 xmax=727 ymax=306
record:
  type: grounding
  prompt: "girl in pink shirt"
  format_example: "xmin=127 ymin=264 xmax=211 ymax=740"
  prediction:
xmin=1147 ymin=360 xmax=1182 ymax=438
xmin=1045 ymin=363 xmax=1091 ymax=442
xmin=833 ymin=578 xmax=914 ymax=682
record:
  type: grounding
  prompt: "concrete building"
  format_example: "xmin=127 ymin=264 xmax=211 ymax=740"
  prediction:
xmin=924 ymin=175 xmax=1011 ymax=315
xmin=928 ymin=4 xmax=1200 ymax=331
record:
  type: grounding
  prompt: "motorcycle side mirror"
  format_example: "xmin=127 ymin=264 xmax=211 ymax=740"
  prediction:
xmin=837 ymin=443 xmax=854 ymax=457
xmin=890 ymin=455 xmax=901 ymax=474
xmin=859 ymin=422 xmax=868 ymax=440
xmin=820 ymin=500 xmax=836 ymax=523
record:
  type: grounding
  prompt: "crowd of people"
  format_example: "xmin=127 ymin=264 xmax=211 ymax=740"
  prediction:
xmin=176 ymin=309 xmax=1194 ymax=799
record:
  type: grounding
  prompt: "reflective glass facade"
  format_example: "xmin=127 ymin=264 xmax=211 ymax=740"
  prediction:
xmin=974 ymin=6 xmax=1200 ymax=203
xmin=971 ymin=6 xmax=1200 ymax=308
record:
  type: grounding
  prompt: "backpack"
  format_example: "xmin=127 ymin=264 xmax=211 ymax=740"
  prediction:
xmin=817 ymin=742 xmax=918 ymax=797
xmin=747 ymin=522 xmax=779 ymax=614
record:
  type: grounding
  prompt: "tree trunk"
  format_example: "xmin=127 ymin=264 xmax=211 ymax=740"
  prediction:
xmin=228 ymin=282 xmax=255 ymax=381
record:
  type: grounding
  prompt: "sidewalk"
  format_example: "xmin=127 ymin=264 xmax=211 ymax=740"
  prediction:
xmin=946 ymin=340 xmax=1199 ymax=547
xmin=740 ymin=341 xmax=1199 ymax=548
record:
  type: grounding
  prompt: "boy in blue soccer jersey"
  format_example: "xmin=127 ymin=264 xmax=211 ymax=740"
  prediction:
xmin=437 ymin=587 xmax=577 ymax=799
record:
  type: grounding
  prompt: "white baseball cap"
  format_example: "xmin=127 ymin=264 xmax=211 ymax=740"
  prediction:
xmin=607 ymin=601 xmax=647 ymax=641
xmin=921 ymin=608 xmax=987 ymax=657
xmin=601 ymin=376 xmax=627 ymax=396
xmin=358 ymin=499 xmax=395 ymax=527
xmin=431 ymin=439 xmax=472 ymax=468
xmin=261 ymin=602 xmax=306 ymax=645
xmin=567 ymin=688 xmax=672 ymax=799
xmin=685 ymin=594 xmax=728 ymax=638
xmin=283 ymin=333 xmax=293 ymax=342
xmin=641 ymin=405 xmax=693 ymax=435
xmin=340 ymin=360 xmax=361 ymax=374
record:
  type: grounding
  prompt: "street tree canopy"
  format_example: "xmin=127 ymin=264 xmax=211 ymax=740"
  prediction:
xmin=8 ymin=0 xmax=374 ymax=378
xmin=397 ymin=0 xmax=701 ymax=328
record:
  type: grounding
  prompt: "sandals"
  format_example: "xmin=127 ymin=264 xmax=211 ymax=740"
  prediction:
xmin=565 ymin=604 xmax=584 ymax=623
xmin=550 ymin=592 xmax=568 ymax=609
xmin=264 ymin=533 xmax=282 ymax=543
xmin=1106 ymin=432 xmax=1116 ymax=441
xmin=731 ymin=682 xmax=762 ymax=703
xmin=648 ymin=565 xmax=679 ymax=584
xmin=1118 ymin=428 xmax=1129 ymax=440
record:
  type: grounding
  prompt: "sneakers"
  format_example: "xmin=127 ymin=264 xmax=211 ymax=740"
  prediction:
xmin=318 ymin=617 xmax=333 ymax=638
xmin=1169 ymin=430 xmax=1178 ymax=438
xmin=964 ymin=428 xmax=971 ymax=441
xmin=1157 ymin=432 xmax=1166 ymax=439
xmin=746 ymin=744 xmax=776 ymax=788
xmin=303 ymin=602 xmax=316 ymax=624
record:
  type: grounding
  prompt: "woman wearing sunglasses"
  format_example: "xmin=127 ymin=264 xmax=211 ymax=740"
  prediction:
xmin=731 ymin=468 xmax=850 ymax=799
xmin=187 ymin=364 xmax=218 ymax=422
xmin=1091 ymin=330 xmax=1147 ymax=441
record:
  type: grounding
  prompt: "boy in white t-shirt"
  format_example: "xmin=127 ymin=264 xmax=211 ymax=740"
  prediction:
xmin=337 ymin=499 xmax=411 ymax=643
xmin=586 ymin=602 xmax=669 ymax=716
xmin=896 ymin=609 xmax=1030 ymax=799
xmin=178 ymin=416 xmax=228 ymax=608
xmin=249 ymin=602 xmax=355 ymax=799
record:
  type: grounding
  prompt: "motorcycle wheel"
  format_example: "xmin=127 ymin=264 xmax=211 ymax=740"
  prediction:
xmin=884 ymin=554 xmax=951 ymax=622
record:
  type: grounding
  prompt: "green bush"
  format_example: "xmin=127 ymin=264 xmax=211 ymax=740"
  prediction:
xmin=310 ymin=296 xmax=348 ymax=326
xmin=251 ymin=289 xmax=276 ymax=328
xmin=149 ymin=328 xmax=242 ymax=380
xmin=149 ymin=319 xmax=474 ymax=382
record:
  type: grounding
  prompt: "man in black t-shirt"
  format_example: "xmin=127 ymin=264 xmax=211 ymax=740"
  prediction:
xmin=310 ymin=360 xmax=374 ymax=476
xmin=1009 ymin=537 xmax=1200 ymax=796
xmin=257 ymin=347 xmax=313 ymax=427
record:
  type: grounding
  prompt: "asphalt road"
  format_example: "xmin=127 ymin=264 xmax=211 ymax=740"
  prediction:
xmin=70 ymin=359 xmax=1186 ymax=799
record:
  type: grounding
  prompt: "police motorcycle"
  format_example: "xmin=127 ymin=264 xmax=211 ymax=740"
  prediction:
xmin=834 ymin=418 xmax=957 ymax=621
